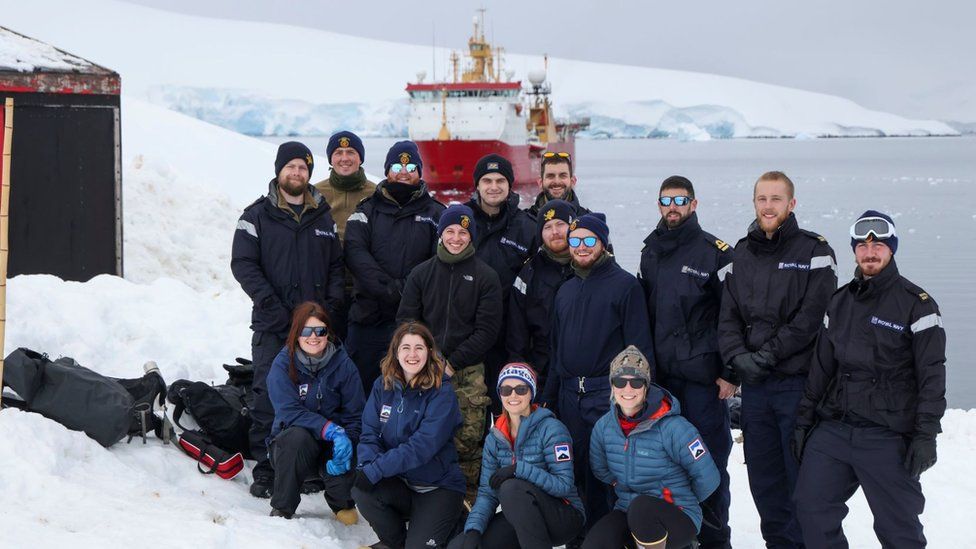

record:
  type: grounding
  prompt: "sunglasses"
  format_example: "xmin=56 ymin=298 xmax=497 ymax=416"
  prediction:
xmin=543 ymin=151 xmax=571 ymax=159
xmin=390 ymin=163 xmax=418 ymax=174
xmin=658 ymin=196 xmax=691 ymax=207
xmin=300 ymin=326 xmax=328 ymax=337
xmin=568 ymin=236 xmax=599 ymax=248
xmin=499 ymin=385 xmax=531 ymax=397
xmin=850 ymin=216 xmax=896 ymax=241
xmin=611 ymin=378 xmax=647 ymax=389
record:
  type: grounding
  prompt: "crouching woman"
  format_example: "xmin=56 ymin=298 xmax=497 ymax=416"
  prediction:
xmin=266 ymin=301 xmax=365 ymax=522
xmin=585 ymin=346 xmax=719 ymax=549
xmin=450 ymin=362 xmax=584 ymax=549
xmin=353 ymin=321 xmax=466 ymax=549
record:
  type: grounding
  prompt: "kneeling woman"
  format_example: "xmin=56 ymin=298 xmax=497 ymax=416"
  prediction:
xmin=585 ymin=346 xmax=719 ymax=549
xmin=353 ymin=321 xmax=466 ymax=549
xmin=266 ymin=302 xmax=366 ymax=522
xmin=451 ymin=363 xmax=584 ymax=549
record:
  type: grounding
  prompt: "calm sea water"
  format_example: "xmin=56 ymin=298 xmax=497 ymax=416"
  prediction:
xmin=265 ymin=136 xmax=976 ymax=409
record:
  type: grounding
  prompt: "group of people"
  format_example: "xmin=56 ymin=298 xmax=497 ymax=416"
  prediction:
xmin=230 ymin=130 xmax=947 ymax=549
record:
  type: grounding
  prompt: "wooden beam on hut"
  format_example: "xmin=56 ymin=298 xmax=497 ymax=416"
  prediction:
xmin=0 ymin=97 xmax=11 ymax=405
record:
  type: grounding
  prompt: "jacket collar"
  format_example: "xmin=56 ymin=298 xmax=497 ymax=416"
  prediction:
xmin=850 ymin=258 xmax=900 ymax=299
xmin=746 ymin=212 xmax=799 ymax=254
xmin=644 ymin=212 xmax=702 ymax=255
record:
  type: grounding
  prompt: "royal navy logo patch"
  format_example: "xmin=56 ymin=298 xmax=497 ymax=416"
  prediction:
xmin=460 ymin=215 xmax=471 ymax=229
xmin=569 ymin=220 xmax=578 ymax=231
xmin=554 ymin=443 xmax=572 ymax=462
xmin=688 ymin=438 xmax=707 ymax=460
xmin=338 ymin=136 xmax=350 ymax=148
xmin=544 ymin=208 xmax=556 ymax=221
xmin=399 ymin=152 xmax=411 ymax=164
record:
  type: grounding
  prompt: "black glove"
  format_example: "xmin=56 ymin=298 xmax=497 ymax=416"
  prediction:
xmin=489 ymin=465 xmax=516 ymax=491
xmin=460 ymin=530 xmax=482 ymax=549
xmin=904 ymin=435 xmax=937 ymax=478
xmin=354 ymin=470 xmax=376 ymax=493
xmin=732 ymin=353 xmax=770 ymax=385
xmin=791 ymin=426 xmax=810 ymax=463
xmin=383 ymin=279 xmax=405 ymax=304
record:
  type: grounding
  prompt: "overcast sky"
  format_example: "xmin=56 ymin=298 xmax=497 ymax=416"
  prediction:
xmin=125 ymin=0 xmax=975 ymax=122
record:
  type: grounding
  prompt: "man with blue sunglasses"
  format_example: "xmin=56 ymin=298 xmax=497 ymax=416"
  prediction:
xmin=638 ymin=175 xmax=734 ymax=549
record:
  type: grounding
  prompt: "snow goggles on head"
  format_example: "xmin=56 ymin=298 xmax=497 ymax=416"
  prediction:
xmin=300 ymin=326 xmax=328 ymax=337
xmin=390 ymin=163 xmax=418 ymax=174
xmin=498 ymin=385 xmax=531 ymax=397
xmin=850 ymin=216 xmax=896 ymax=241
xmin=543 ymin=151 xmax=571 ymax=160
xmin=568 ymin=236 xmax=599 ymax=248
xmin=611 ymin=377 xmax=646 ymax=389
xmin=658 ymin=196 xmax=691 ymax=207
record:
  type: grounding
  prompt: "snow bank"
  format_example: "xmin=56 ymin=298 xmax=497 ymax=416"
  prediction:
xmin=0 ymin=0 xmax=956 ymax=139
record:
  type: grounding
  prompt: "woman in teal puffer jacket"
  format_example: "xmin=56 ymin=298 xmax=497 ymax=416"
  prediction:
xmin=585 ymin=346 xmax=720 ymax=549
xmin=449 ymin=363 xmax=584 ymax=549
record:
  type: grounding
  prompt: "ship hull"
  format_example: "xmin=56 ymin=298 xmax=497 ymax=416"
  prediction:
xmin=416 ymin=137 xmax=577 ymax=196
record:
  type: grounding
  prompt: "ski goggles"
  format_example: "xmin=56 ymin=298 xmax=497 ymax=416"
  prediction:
xmin=568 ymin=236 xmax=599 ymax=248
xmin=299 ymin=326 xmax=328 ymax=338
xmin=850 ymin=216 xmax=896 ymax=241
xmin=390 ymin=163 xmax=418 ymax=174
xmin=658 ymin=196 xmax=691 ymax=207
xmin=498 ymin=385 xmax=531 ymax=397
xmin=611 ymin=377 xmax=647 ymax=390
xmin=543 ymin=151 xmax=571 ymax=160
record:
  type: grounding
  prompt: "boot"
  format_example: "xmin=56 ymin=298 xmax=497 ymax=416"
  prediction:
xmin=633 ymin=532 xmax=667 ymax=549
xmin=269 ymin=508 xmax=293 ymax=519
xmin=335 ymin=508 xmax=359 ymax=526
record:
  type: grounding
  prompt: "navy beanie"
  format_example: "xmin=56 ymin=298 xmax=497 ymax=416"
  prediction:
xmin=569 ymin=212 xmax=610 ymax=247
xmin=384 ymin=140 xmax=423 ymax=177
xmin=851 ymin=210 xmax=898 ymax=255
xmin=473 ymin=154 xmax=515 ymax=188
xmin=536 ymin=199 xmax=577 ymax=238
xmin=437 ymin=204 xmax=477 ymax=240
xmin=275 ymin=141 xmax=314 ymax=179
xmin=326 ymin=131 xmax=365 ymax=165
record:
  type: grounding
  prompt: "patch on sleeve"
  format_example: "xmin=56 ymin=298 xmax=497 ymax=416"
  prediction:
xmin=380 ymin=404 xmax=392 ymax=423
xmin=688 ymin=438 xmax=707 ymax=460
xmin=554 ymin=443 xmax=572 ymax=462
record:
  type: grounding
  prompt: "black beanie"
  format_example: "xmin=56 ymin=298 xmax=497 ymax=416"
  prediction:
xmin=384 ymin=140 xmax=423 ymax=177
xmin=275 ymin=141 xmax=314 ymax=179
xmin=473 ymin=154 xmax=514 ymax=188
xmin=569 ymin=212 xmax=610 ymax=247
xmin=536 ymin=199 xmax=577 ymax=238
xmin=326 ymin=131 xmax=365 ymax=165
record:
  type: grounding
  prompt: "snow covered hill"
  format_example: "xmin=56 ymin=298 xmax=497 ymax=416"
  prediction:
xmin=0 ymin=0 xmax=957 ymax=139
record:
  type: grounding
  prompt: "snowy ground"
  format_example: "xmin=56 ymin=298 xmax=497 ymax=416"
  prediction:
xmin=1 ymin=101 xmax=974 ymax=548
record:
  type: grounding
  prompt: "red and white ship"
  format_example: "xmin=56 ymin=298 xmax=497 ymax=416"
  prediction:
xmin=405 ymin=11 xmax=588 ymax=192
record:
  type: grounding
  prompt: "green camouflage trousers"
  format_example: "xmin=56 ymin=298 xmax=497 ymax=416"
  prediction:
xmin=452 ymin=363 xmax=491 ymax=503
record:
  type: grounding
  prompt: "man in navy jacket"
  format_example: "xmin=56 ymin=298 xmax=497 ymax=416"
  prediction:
xmin=231 ymin=141 xmax=344 ymax=497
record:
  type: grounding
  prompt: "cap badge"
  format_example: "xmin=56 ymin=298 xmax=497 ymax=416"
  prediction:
xmin=338 ymin=136 xmax=350 ymax=147
xmin=487 ymin=162 xmax=499 ymax=170
xmin=305 ymin=154 xmax=313 ymax=166
xmin=399 ymin=152 xmax=411 ymax=164
xmin=544 ymin=208 xmax=556 ymax=221
xmin=460 ymin=215 xmax=471 ymax=229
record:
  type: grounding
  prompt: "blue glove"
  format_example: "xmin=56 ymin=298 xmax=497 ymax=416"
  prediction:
xmin=323 ymin=423 xmax=352 ymax=476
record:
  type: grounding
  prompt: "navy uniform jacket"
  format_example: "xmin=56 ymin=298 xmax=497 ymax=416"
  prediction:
xmin=465 ymin=192 xmax=537 ymax=303
xmin=796 ymin=259 xmax=946 ymax=438
xmin=639 ymin=213 xmax=733 ymax=385
xmin=718 ymin=213 xmax=837 ymax=378
xmin=541 ymin=257 xmax=655 ymax=403
xmin=231 ymin=180 xmax=344 ymax=335
xmin=506 ymin=250 xmax=574 ymax=377
xmin=343 ymin=182 xmax=445 ymax=326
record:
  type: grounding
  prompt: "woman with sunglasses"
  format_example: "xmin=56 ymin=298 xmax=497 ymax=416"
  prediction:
xmin=585 ymin=346 xmax=719 ymax=549
xmin=353 ymin=321 xmax=466 ymax=549
xmin=450 ymin=363 xmax=584 ymax=549
xmin=265 ymin=301 xmax=366 ymax=522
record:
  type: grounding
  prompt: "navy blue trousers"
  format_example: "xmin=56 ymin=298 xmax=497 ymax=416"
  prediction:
xmin=795 ymin=421 xmax=926 ymax=549
xmin=557 ymin=381 xmax=613 ymax=533
xmin=346 ymin=319 xmax=396 ymax=395
xmin=663 ymin=378 xmax=732 ymax=549
xmin=249 ymin=331 xmax=286 ymax=475
xmin=741 ymin=375 xmax=805 ymax=548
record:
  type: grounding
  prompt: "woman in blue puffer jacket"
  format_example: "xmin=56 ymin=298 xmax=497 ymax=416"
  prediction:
xmin=585 ymin=346 xmax=720 ymax=549
xmin=266 ymin=301 xmax=365 ymax=523
xmin=449 ymin=363 xmax=584 ymax=549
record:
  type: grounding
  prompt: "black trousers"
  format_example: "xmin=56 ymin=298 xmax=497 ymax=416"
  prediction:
xmin=558 ymin=384 xmax=613 ymax=532
xmin=269 ymin=426 xmax=355 ymax=514
xmin=250 ymin=331 xmax=286 ymax=475
xmin=794 ymin=420 xmax=926 ymax=549
xmin=582 ymin=496 xmax=697 ymax=549
xmin=353 ymin=476 xmax=464 ymax=549
xmin=347 ymin=319 xmax=396 ymax=395
xmin=448 ymin=478 xmax=583 ymax=549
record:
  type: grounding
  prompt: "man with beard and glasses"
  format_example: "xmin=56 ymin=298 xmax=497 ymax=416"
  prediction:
xmin=718 ymin=171 xmax=837 ymax=548
xmin=527 ymin=152 xmax=590 ymax=218
xmin=232 ymin=141 xmax=345 ymax=499
xmin=637 ymin=175 xmax=734 ymax=549
xmin=793 ymin=211 xmax=945 ymax=549
xmin=507 ymin=199 xmax=580 ymax=392
xmin=541 ymin=212 xmax=654 ymax=538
